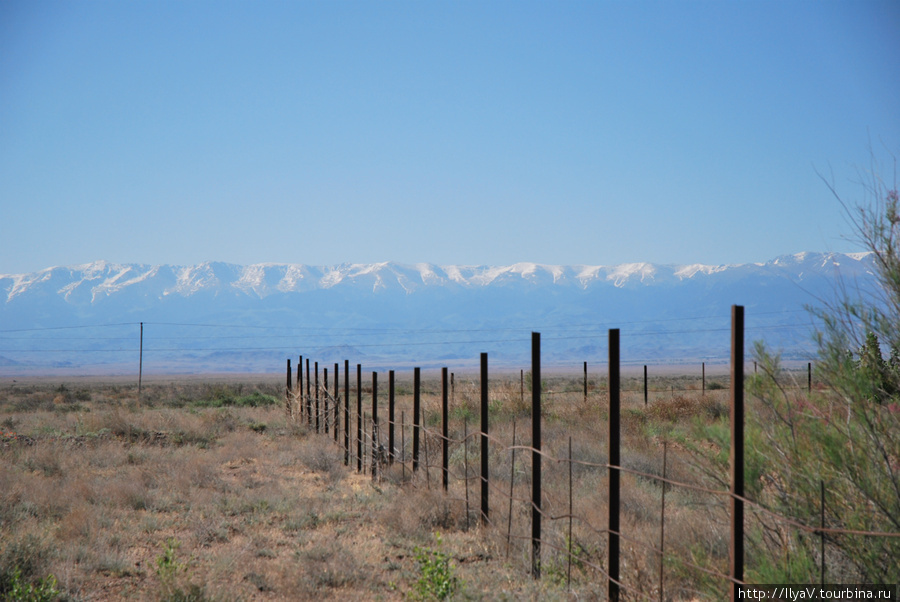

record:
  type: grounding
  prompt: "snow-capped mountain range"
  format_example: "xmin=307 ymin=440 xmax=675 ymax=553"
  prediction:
xmin=0 ymin=253 xmax=878 ymax=374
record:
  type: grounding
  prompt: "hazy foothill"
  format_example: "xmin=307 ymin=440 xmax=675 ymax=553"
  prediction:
xmin=0 ymin=252 xmax=880 ymax=376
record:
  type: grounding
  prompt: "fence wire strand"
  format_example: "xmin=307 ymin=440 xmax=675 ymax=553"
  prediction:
xmin=286 ymin=361 xmax=898 ymax=598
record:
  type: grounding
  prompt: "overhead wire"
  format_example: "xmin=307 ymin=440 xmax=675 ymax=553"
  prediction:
xmin=0 ymin=308 xmax=823 ymax=361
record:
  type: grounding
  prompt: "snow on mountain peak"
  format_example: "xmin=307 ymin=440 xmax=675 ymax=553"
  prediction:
xmin=0 ymin=252 xmax=878 ymax=305
xmin=414 ymin=263 xmax=445 ymax=286
xmin=606 ymin=262 xmax=656 ymax=287
xmin=1 ymin=252 xmax=885 ymax=375
xmin=674 ymin=263 xmax=728 ymax=279
xmin=169 ymin=262 xmax=226 ymax=295
xmin=87 ymin=264 xmax=159 ymax=301
xmin=43 ymin=261 xmax=154 ymax=303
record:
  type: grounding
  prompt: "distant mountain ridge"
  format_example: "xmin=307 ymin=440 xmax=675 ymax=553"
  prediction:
xmin=0 ymin=253 xmax=878 ymax=375
xmin=1 ymin=252 xmax=873 ymax=299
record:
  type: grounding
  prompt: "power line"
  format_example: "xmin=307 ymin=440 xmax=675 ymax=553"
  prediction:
xmin=0 ymin=307 xmax=816 ymax=336
xmin=0 ymin=322 xmax=137 ymax=334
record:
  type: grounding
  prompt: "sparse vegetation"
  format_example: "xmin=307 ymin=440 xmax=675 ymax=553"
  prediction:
xmin=0 ymin=368 xmax=894 ymax=600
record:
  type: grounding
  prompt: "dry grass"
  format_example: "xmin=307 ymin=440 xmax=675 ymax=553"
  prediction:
xmin=0 ymin=376 xmax=744 ymax=601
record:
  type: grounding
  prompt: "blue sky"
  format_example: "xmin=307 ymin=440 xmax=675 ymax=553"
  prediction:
xmin=1 ymin=0 xmax=898 ymax=274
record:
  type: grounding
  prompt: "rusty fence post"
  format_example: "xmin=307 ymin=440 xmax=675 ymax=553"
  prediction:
xmin=315 ymin=361 xmax=320 ymax=433
xmin=305 ymin=358 xmax=311 ymax=425
xmin=286 ymin=358 xmax=292 ymax=400
xmin=334 ymin=363 xmax=339 ymax=443
xmin=506 ymin=418 xmax=517 ymax=559
xmin=138 ymin=322 xmax=143 ymax=402
xmin=702 ymin=362 xmax=706 ymax=395
xmin=357 ymin=363 xmax=362 ymax=473
xmin=389 ymin=370 xmax=395 ymax=464
xmin=730 ymin=305 xmax=745 ymax=601
xmin=480 ymin=352 xmax=489 ymax=527
xmin=567 ymin=436 xmax=574 ymax=590
xmin=372 ymin=371 xmax=378 ymax=479
xmin=644 ymin=364 xmax=648 ymax=406
xmin=402 ymin=410 xmax=406 ymax=480
xmin=442 ymin=367 xmax=449 ymax=492
xmin=297 ymin=355 xmax=303 ymax=422
xmin=413 ymin=367 xmax=421 ymax=473
xmin=583 ymin=361 xmax=588 ymax=405
xmin=344 ymin=359 xmax=350 ymax=465
xmin=609 ymin=328 xmax=621 ymax=601
xmin=323 ymin=367 xmax=329 ymax=434
xmin=531 ymin=332 xmax=542 ymax=579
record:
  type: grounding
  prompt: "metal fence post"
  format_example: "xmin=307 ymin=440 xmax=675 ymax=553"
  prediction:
xmin=532 ymin=332 xmax=542 ymax=579
xmin=389 ymin=370 xmax=395 ymax=464
xmin=730 ymin=305 xmax=745 ymax=601
xmin=315 ymin=361 xmax=320 ymax=433
xmin=644 ymin=364 xmax=648 ymax=406
xmin=305 ymin=358 xmax=311 ymax=425
xmin=138 ymin=322 xmax=143 ymax=401
xmin=286 ymin=358 xmax=292 ymax=400
xmin=357 ymin=363 xmax=362 ymax=472
xmin=344 ymin=359 xmax=350 ymax=465
xmin=442 ymin=367 xmax=449 ymax=492
xmin=481 ymin=352 xmax=489 ymax=526
xmin=609 ymin=328 xmax=621 ymax=601
xmin=334 ymin=363 xmax=339 ymax=443
xmin=584 ymin=361 xmax=588 ymax=405
xmin=372 ymin=371 xmax=378 ymax=478
xmin=413 ymin=367 xmax=421 ymax=473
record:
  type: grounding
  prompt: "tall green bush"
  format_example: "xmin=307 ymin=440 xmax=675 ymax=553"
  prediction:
xmin=745 ymin=158 xmax=900 ymax=583
xmin=746 ymin=346 xmax=899 ymax=583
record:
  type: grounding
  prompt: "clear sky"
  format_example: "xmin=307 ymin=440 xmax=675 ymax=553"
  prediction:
xmin=1 ymin=0 xmax=898 ymax=274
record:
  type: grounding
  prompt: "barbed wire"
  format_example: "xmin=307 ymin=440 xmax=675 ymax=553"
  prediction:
xmin=288 ymin=378 xmax=898 ymax=597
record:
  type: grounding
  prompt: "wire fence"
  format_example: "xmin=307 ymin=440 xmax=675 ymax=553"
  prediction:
xmin=2 ymin=308 xmax=894 ymax=597
xmin=286 ymin=307 xmax=899 ymax=601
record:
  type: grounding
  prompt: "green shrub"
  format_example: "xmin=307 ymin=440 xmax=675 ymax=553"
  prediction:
xmin=2 ymin=568 xmax=59 ymax=602
xmin=0 ymin=535 xmax=58 ymax=601
xmin=155 ymin=538 xmax=210 ymax=602
xmin=235 ymin=392 xmax=277 ymax=407
xmin=410 ymin=534 xmax=460 ymax=600
xmin=193 ymin=390 xmax=277 ymax=409
xmin=742 ymin=169 xmax=900 ymax=584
